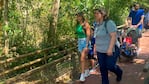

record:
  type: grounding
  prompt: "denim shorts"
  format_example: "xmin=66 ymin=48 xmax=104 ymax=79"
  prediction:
xmin=78 ymin=38 xmax=91 ymax=52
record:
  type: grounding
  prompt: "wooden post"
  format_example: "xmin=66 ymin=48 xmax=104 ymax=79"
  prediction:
xmin=71 ymin=52 xmax=80 ymax=81
xmin=43 ymin=52 xmax=48 ymax=64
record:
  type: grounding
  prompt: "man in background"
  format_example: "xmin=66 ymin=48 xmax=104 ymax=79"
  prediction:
xmin=128 ymin=2 xmax=144 ymax=51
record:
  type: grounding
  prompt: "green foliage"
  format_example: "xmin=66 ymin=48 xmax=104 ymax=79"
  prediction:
xmin=1 ymin=0 xmax=148 ymax=55
xmin=3 ymin=25 xmax=10 ymax=31
xmin=1 ymin=0 xmax=149 ymax=80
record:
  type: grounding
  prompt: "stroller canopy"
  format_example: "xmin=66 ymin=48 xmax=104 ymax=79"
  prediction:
xmin=126 ymin=28 xmax=139 ymax=44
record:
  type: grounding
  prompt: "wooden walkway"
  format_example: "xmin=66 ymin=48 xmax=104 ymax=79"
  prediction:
xmin=74 ymin=31 xmax=149 ymax=84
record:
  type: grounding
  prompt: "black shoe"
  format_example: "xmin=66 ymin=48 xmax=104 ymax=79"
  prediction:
xmin=116 ymin=70 xmax=123 ymax=82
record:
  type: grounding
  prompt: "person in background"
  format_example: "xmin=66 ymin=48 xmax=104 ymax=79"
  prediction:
xmin=87 ymin=27 xmax=97 ymax=74
xmin=144 ymin=9 xmax=149 ymax=31
xmin=75 ymin=12 xmax=91 ymax=82
xmin=123 ymin=33 xmax=133 ymax=49
xmin=128 ymin=2 xmax=144 ymax=51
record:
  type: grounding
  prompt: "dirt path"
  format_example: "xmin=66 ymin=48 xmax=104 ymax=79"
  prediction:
xmin=74 ymin=31 xmax=149 ymax=84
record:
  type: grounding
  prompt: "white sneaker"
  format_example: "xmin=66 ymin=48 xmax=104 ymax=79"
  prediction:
xmin=137 ymin=48 xmax=141 ymax=56
xmin=79 ymin=73 xmax=85 ymax=82
xmin=89 ymin=69 xmax=97 ymax=74
xmin=90 ymin=69 xmax=96 ymax=73
xmin=84 ymin=69 xmax=90 ymax=77
xmin=138 ymin=48 xmax=142 ymax=52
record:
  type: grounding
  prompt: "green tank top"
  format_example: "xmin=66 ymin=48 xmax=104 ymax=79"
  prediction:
xmin=76 ymin=24 xmax=86 ymax=38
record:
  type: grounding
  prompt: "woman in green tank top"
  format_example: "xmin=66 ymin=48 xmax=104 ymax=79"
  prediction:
xmin=76 ymin=24 xmax=86 ymax=38
xmin=75 ymin=12 xmax=91 ymax=82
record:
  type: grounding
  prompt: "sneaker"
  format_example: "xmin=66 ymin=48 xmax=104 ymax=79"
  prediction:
xmin=90 ymin=69 xmax=95 ymax=73
xmin=79 ymin=73 xmax=85 ymax=82
xmin=84 ymin=69 xmax=90 ymax=77
xmin=138 ymin=48 xmax=142 ymax=52
xmin=137 ymin=48 xmax=141 ymax=56
xmin=89 ymin=69 xmax=96 ymax=74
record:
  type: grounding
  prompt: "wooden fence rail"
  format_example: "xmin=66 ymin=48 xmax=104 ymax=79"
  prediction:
xmin=0 ymin=40 xmax=79 ymax=84
xmin=5 ymin=51 xmax=78 ymax=84
xmin=0 ymin=47 xmax=76 ymax=77
xmin=0 ymin=40 xmax=76 ymax=65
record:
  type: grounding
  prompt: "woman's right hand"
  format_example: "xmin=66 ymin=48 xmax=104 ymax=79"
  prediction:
xmin=107 ymin=48 xmax=113 ymax=56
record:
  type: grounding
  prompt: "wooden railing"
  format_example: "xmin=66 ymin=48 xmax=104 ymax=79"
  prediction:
xmin=0 ymin=40 xmax=80 ymax=84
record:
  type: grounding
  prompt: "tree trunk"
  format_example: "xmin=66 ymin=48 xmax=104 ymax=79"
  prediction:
xmin=0 ymin=0 xmax=3 ymax=49
xmin=3 ymin=0 xmax=9 ymax=55
xmin=0 ymin=0 xmax=3 ymax=20
xmin=48 ymin=0 xmax=60 ymax=45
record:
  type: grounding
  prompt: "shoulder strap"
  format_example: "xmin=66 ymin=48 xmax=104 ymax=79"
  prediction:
xmin=104 ymin=20 xmax=109 ymax=34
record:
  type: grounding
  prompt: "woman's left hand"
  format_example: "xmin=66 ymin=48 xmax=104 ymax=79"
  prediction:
xmin=84 ymin=44 xmax=89 ymax=50
xmin=84 ymin=47 xmax=89 ymax=53
xmin=107 ymin=48 xmax=113 ymax=56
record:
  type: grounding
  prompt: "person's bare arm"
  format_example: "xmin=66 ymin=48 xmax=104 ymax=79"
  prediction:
xmin=93 ymin=44 xmax=96 ymax=55
xmin=93 ymin=44 xmax=97 ymax=59
xmin=136 ymin=15 xmax=144 ymax=27
xmin=120 ymin=36 xmax=123 ymax=45
xmin=84 ymin=22 xmax=91 ymax=47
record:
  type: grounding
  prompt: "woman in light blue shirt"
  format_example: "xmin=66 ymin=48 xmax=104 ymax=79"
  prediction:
xmin=94 ymin=8 xmax=123 ymax=84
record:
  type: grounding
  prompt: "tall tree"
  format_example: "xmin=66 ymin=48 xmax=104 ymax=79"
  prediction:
xmin=0 ymin=0 xmax=3 ymax=51
xmin=48 ymin=0 xmax=60 ymax=45
xmin=3 ymin=0 xmax=9 ymax=55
